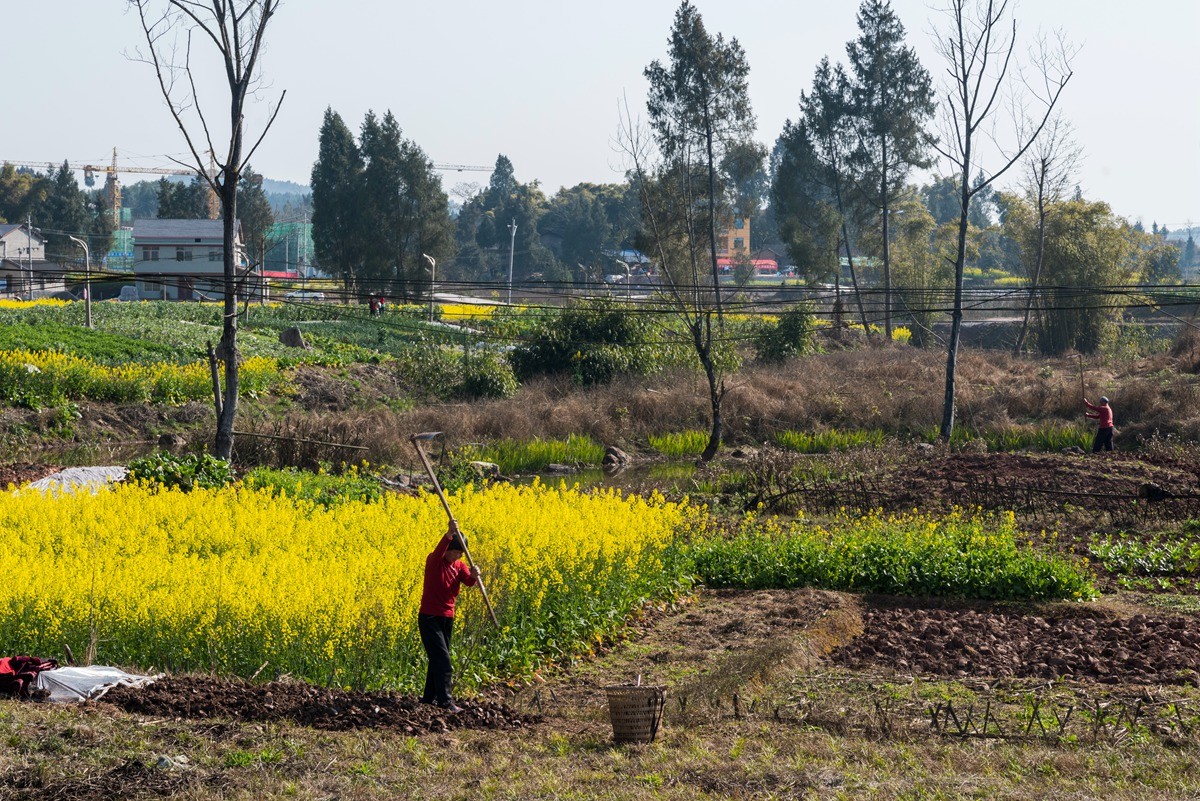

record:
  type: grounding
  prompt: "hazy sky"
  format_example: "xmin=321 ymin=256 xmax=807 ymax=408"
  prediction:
xmin=7 ymin=1 xmax=1198 ymax=228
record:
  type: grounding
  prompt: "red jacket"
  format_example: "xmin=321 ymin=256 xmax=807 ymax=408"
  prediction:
xmin=419 ymin=535 xmax=478 ymax=617
xmin=1085 ymin=401 xmax=1114 ymax=428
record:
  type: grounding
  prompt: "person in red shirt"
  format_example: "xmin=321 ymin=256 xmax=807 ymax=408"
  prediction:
xmin=418 ymin=521 xmax=479 ymax=712
xmin=1084 ymin=396 xmax=1115 ymax=452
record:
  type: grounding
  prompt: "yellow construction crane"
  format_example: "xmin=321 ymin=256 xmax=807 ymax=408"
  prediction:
xmin=3 ymin=148 xmax=218 ymax=226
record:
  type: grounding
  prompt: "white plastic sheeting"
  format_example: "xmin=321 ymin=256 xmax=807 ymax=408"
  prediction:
xmin=35 ymin=665 xmax=161 ymax=701
xmin=26 ymin=466 xmax=128 ymax=495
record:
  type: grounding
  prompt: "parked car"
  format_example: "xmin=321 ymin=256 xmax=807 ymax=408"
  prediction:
xmin=285 ymin=289 xmax=325 ymax=300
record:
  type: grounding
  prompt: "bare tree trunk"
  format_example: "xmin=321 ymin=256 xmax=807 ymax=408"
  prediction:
xmin=695 ymin=313 xmax=724 ymax=462
xmin=1013 ymin=197 xmax=1047 ymax=354
xmin=940 ymin=174 xmax=972 ymax=441
xmin=215 ymin=177 xmax=240 ymax=460
xmin=881 ymin=148 xmax=892 ymax=340
xmin=932 ymin=0 xmax=1073 ymax=443
xmin=131 ymin=0 xmax=283 ymax=462
xmin=841 ymin=222 xmax=872 ymax=340
xmin=704 ymin=113 xmax=724 ymax=328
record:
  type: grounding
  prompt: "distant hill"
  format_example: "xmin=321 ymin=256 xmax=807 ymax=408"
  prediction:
xmin=262 ymin=178 xmax=309 ymax=197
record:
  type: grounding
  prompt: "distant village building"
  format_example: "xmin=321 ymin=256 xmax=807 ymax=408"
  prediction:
xmin=132 ymin=219 xmax=246 ymax=301
xmin=716 ymin=215 xmax=779 ymax=276
xmin=0 ymin=223 xmax=64 ymax=298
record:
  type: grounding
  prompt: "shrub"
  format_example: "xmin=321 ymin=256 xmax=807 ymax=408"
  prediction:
xmin=126 ymin=451 xmax=235 ymax=492
xmin=391 ymin=342 xmax=462 ymax=401
xmin=753 ymin=304 xmax=817 ymax=363
xmin=458 ymin=349 xmax=519 ymax=400
xmin=509 ymin=299 xmax=654 ymax=386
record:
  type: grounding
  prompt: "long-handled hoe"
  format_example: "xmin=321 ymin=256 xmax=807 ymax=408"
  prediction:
xmin=410 ymin=432 xmax=500 ymax=629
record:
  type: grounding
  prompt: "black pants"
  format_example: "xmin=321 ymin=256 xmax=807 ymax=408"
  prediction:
xmin=418 ymin=613 xmax=455 ymax=706
xmin=1092 ymin=426 xmax=1114 ymax=452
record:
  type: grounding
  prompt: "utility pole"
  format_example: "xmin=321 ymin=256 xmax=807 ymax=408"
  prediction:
xmin=67 ymin=236 xmax=92 ymax=329
xmin=507 ymin=218 xmax=517 ymax=305
xmin=26 ymin=215 xmax=33 ymax=299
xmin=423 ymin=253 xmax=437 ymax=322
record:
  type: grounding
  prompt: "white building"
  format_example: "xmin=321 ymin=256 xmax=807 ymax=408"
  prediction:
xmin=132 ymin=219 xmax=246 ymax=300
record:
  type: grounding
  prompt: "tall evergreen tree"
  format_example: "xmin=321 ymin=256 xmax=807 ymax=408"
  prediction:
xmin=645 ymin=0 xmax=755 ymax=327
xmin=237 ymin=167 xmax=276 ymax=267
xmin=845 ymin=0 xmax=935 ymax=338
xmin=394 ymin=137 xmax=456 ymax=298
xmin=358 ymin=110 xmax=402 ymax=291
xmin=310 ymin=107 xmax=365 ymax=287
xmin=456 ymin=155 xmax=556 ymax=285
xmin=39 ymin=162 xmax=89 ymax=264
xmin=797 ymin=57 xmax=875 ymax=337
xmin=357 ymin=110 xmax=456 ymax=298
xmin=156 ymin=176 xmax=208 ymax=219
xmin=770 ymin=121 xmax=841 ymax=285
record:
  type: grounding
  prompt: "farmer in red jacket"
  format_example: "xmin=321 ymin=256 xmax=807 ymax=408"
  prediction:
xmin=418 ymin=521 xmax=479 ymax=712
xmin=1084 ymin=396 xmax=1115 ymax=452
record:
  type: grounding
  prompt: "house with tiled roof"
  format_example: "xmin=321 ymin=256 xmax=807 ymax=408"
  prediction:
xmin=0 ymin=223 xmax=61 ymax=298
xmin=131 ymin=218 xmax=246 ymax=300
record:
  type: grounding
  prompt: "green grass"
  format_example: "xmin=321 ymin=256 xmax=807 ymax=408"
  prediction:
xmin=773 ymin=428 xmax=886 ymax=453
xmin=689 ymin=509 xmax=1096 ymax=601
xmin=647 ymin=429 xmax=708 ymax=458
xmin=460 ymin=435 xmax=607 ymax=475
xmin=920 ymin=423 xmax=1093 ymax=452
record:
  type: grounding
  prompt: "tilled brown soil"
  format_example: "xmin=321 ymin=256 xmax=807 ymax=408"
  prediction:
xmin=831 ymin=600 xmax=1200 ymax=685
xmin=826 ymin=451 xmax=1200 ymax=524
xmin=101 ymin=676 xmax=538 ymax=734
xmin=0 ymin=463 xmax=61 ymax=488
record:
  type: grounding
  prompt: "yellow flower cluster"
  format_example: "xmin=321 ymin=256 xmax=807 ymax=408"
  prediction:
xmin=0 ymin=480 xmax=688 ymax=689
xmin=438 ymin=303 xmax=499 ymax=322
xmin=0 ymin=349 xmax=279 ymax=404
xmin=0 ymin=299 xmax=68 ymax=309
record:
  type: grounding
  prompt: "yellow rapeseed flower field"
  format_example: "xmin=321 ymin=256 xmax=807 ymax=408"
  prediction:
xmin=0 ymin=481 xmax=690 ymax=690
xmin=0 ymin=350 xmax=279 ymax=405
xmin=438 ymin=303 xmax=499 ymax=322
xmin=0 ymin=299 xmax=68 ymax=309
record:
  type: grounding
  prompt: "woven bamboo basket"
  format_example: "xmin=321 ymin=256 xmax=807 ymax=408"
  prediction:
xmin=604 ymin=684 xmax=666 ymax=744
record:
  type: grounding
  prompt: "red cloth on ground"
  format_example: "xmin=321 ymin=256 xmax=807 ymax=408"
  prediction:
xmin=0 ymin=656 xmax=59 ymax=697
xmin=419 ymin=535 xmax=478 ymax=618
xmin=1085 ymin=401 xmax=1114 ymax=428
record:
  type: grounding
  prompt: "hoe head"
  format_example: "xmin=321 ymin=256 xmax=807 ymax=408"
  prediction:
xmin=410 ymin=431 xmax=443 ymax=444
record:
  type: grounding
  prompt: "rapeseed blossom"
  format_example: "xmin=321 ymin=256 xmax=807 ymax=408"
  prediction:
xmin=0 ymin=350 xmax=279 ymax=405
xmin=0 ymin=480 xmax=690 ymax=690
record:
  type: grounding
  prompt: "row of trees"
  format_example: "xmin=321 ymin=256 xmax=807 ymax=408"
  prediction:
xmin=310 ymin=115 xmax=646 ymax=296
xmin=311 ymin=109 xmax=455 ymax=298
xmin=0 ymin=162 xmax=114 ymax=264
xmin=114 ymin=0 xmax=1195 ymax=464
xmin=629 ymin=0 xmax=1182 ymax=455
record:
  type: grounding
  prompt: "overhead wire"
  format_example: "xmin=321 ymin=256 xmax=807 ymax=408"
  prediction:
xmin=19 ymin=261 xmax=1200 ymax=351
